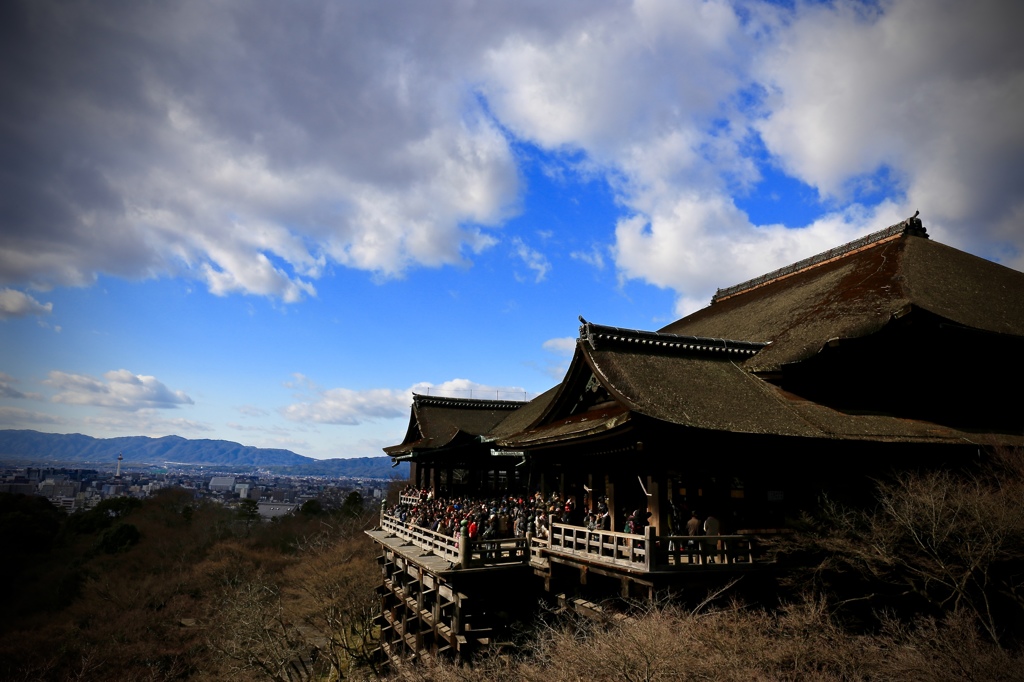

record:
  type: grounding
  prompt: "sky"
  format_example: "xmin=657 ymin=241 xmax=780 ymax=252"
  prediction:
xmin=2 ymin=0 xmax=1023 ymax=460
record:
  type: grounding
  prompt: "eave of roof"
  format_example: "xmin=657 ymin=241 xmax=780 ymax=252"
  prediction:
xmin=579 ymin=340 xmax=1024 ymax=446
xmin=579 ymin=318 xmax=766 ymax=357
xmin=493 ymin=406 xmax=633 ymax=449
xmin=383 ymin=428 xmax=479 ymax=456
xmin=409 ymin=394 xmax=528 ymax=410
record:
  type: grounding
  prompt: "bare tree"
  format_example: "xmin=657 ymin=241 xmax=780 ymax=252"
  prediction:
xmin=806 ymin=454 xmax=1024 ymax=645
xmin=207 ymin=571 xmax=325 ymax=681
xmin=292 ymin=530 xmax=382 ymax=679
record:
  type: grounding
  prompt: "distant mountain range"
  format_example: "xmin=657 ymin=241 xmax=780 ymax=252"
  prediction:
xmin=0 ymin=430 xmax=408 ymax=479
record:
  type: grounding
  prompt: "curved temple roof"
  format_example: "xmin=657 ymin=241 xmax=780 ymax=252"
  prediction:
xmin=388 ymin=219 xmax=1024 ymax=458
xmin=385 ymin=394 xmax=527 ymax=457
xmin=661 ymin=227 xmax=1024 ymax=372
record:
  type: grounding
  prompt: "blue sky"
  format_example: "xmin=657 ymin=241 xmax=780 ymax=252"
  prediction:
xmin=2 ymin=0 xmax=1023 ymax=459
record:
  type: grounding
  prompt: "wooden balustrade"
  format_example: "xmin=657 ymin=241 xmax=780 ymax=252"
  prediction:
xmin=464 ymin=537 xmax=530 ymax=566
xmin=380 ymin=513 xmax=461 ymax=563
xmin=657 ymin=534 xmax=755 ymax=566
xmin=380 ymin=511 xmax=528 ymax=568
xmin=380 ymin=510 xmax=761 ymax=572
xmin=547 ymin=523 xmax=653 ymax=570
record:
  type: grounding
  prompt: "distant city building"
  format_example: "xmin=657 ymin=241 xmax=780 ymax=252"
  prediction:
xmin=257 ymin=502 xmax=297 ymax=519
xmin=0 ymin=482 xmax=36 ymax=494
xmin=39 ymin=478 xmax=81 ymax=499
xmin=208 ymin=476 xmax=236 ymax=492
xmin=54 ymin=497 xmax=77 ymax=512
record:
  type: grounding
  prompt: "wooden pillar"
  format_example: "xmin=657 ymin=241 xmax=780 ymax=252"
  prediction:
xmin=647 ymin=475 xmax=660 ymax=534
xmin=459 ymin=520 xmax=470 ymax=570
xmin=644 ymin=525 xmax=656 ymax=571
xmin=605 ymin=475 xmax=615 ymax=529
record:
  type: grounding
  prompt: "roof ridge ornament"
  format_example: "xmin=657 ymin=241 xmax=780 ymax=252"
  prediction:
xmin=712 ymin=212 xmax=928 ymax=304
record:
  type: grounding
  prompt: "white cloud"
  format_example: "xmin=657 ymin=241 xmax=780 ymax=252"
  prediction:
xmin=511 ymin=237 xmax=552 ymax=283
xmin=227 ymin=422 xmax=293 ymax=437
xmin=753 ymin=0 xmax=1024 ymax=262
xmin=83 ymin=412 xmax=213 ymax=435
xmin=542 ymin=337 xmax=577 ymax=355
xmin=615 ymin=196 xmax=908 ymax=315
xmin=570 ymin=246 xmax=606 ymax=270
xmin=3 ymin=0 xmax=1021 ymax=310
xmin=45 ymin=369 xmax=194 ymax=410
xmin=281 ymin=376 xmax=535 ymax=426
xmin=0 ymin=406 xmax=67 ymax=426
xmin=0 ymin=373 xmax=36 ymax=399
xmin=0 ymin=289 xmax=53 ymax=319
xmin=479 ymin=0 xmax=1024 ymax=309
xmin=236 ymin=404 xmax=270 ymax=418
xmin=1 ymin=1 xmax=524 ymax=299
xmin=541 ymin=336 xmax=577 ymax=380
xmin=410 ymin=378 xmax=534 ymax=402
xmin=281 ymin=387 xmax=411 ymax=426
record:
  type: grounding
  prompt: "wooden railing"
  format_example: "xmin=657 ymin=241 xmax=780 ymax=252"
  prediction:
xmin=380 ymin=509 xmax=761 ymax=573
xmin=379 ymin=511 xmax=529 ymax=568
xmin=399 ymin=493 xmax=424 ymax=506
xmin=464 ymin=536 xmax=530 ymax=566
xmin=657 ymin=533 xmax=755 ymax=566
xmin=380 ymin=512 xmax=460 ymax=563
xmin=547 ymin=523 xmax=652 ymax=570
xmin=544 ymin=524 xmax=756 ymax=570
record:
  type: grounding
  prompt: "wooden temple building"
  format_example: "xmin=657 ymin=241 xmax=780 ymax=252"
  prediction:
xmin=367 ymin=215 xmax=1024 ymax=663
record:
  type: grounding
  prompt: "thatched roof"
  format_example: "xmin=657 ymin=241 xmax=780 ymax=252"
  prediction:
xmin=661 ymin=232 xmax=1024 ymax=372
xmin=573 ymin=323 xmax=1022 ymax=445
xmin=384 ymin=394 xmax=526 ymax=457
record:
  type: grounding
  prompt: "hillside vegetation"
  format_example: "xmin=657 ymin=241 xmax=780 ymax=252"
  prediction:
xmin=0 ymin=489 xmax=381 ymax=680
xmin=3 ymin=451 xmax=1024 ymax=681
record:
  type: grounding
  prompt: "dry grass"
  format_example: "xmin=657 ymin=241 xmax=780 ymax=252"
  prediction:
xmin=388 ymin=598 xmax=1023 ymax=682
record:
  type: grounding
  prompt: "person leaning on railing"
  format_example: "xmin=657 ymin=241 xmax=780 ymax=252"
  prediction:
xmin=703 ymin=514 xmax=722 ymax=563
xmin=685 ymin=511 xmax=702 ymax=561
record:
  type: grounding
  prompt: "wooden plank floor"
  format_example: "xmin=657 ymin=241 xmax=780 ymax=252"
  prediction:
xmin=366 ymin=529 xmax=459 ymax=574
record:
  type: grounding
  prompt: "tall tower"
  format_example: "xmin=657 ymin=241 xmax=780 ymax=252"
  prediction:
xmin=116 ymin=452 xmax=123 ymax=479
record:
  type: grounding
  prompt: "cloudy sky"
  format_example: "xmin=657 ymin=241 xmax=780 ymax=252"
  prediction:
xmin=2 ymin=0 xmax=1022 ymax=459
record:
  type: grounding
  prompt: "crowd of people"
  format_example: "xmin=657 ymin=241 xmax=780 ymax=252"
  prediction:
xmin=387 ymin=486 xmax=588 ymax=541
xmin=387 ymin=486 xmax=724 ymax=542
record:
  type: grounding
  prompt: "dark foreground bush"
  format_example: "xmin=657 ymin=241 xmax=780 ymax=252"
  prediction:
xmin=387 ymin=599 xmax=1024 ymax=682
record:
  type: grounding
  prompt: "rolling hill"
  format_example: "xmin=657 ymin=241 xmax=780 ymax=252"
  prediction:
xmin=0 ymin=430 xmax=408 ymax=478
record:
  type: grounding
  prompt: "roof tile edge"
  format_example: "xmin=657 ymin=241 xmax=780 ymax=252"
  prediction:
xmin=411 ymin=394 xmax=528 ymax=408
xmin=711 ymin=212 xmax=927 ymax=305
xmin=578 ymin=317 xmax=767 ymax=356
